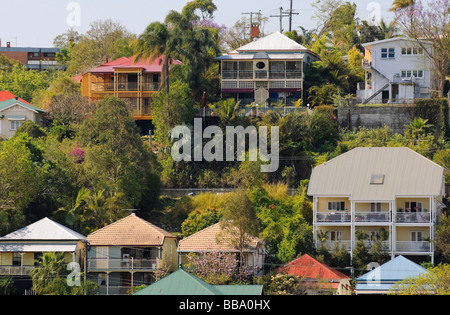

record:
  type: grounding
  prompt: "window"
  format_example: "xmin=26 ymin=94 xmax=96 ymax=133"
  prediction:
xmin=330 ymin=231 xmax=342 ymax=241
xmin=411 ymin=231 xmax=423 ymax=242
xmin=96 ymin=247 xmax=109 ymax=259
xmin=370 ymin=203 xmax=382 ymax=212
xmin=401 ymin=47 xmax=424 ymax=56
xmin=404 ymin=202 xmax=423 ymax=212
xmin=401 ymin=70 xmax=424 ymax=78
xmin=381 ymin=48 xmax=395 ymax=59
xmin=12 ymin=253 xmax=21 ymax=266
xmin=10 ymin=120 xmax=24 ymax=131
xmin=328 ymin=201 xmax=346 ymax=211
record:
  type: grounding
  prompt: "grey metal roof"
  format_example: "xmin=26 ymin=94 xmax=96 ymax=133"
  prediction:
xmin=307 ymin=147 xmax=444 ymax=201
xmin=0 ymin=217 xmax=86 ymax=241
xmin=216 ymin=53 xmax=305 ymax=61
xmin=235 ymin=32 xmax=309 ymax=52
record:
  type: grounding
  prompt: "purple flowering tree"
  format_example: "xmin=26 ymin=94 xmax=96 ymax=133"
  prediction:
xmin=393 ymin=0 xmax=450 ymax=96
xmin=185 ymin=250 xmax=254 ymax=285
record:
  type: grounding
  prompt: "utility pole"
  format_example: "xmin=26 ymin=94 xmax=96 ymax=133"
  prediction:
xmin=286 ymin=0 xmax=299 ymax=32
xmin=242 ymin=11 xmax=261 ymax=39
xmin=270 ymin=7 xmax=290 ymax=33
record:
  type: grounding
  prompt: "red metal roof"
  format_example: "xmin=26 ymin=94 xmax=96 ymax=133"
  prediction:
xmin=0 ymin=91 xmax=31 ymax=105
xmin=87 ymin=55 xmax=182 ymax=74
xmin=281 ymin=254 xmax=350 ymax=281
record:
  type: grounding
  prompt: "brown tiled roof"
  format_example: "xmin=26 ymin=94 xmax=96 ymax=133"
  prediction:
xmin=87 ymin=214 xmax=176 ymax=246
xmin=178 ymin=222 xmax=262 ymax=252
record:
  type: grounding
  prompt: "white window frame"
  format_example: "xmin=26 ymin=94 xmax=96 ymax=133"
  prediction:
xmin=10 ymin=120 xmax=24 ymax=131
xmin=411 ymin=231 xmax=423 ymax=242
xmin=328 ymin=201 xmax=346 ymax=211
xmin=381 ymin=48 xmax=395 ymax=59
xmin=330 ymin=230 xmax=343 ymax=241
xmin=370 ymin=203 xmax=382 ymax=212
xmin=401 ymin=70 xmax=424 ymax=79
xmin=401 ymin=47 xmax=424 ymax=56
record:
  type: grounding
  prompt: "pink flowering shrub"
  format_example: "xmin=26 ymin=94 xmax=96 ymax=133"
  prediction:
xmin=69 ymin=144 xmax=85 ymax=163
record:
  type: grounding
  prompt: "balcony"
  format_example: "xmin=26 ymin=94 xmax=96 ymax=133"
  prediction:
xmin=0 ymin=265 xmax=35 ymax=276
xmin=87 ymin=258 xmax=158 ymax=271
xmin=354 ymin=212 xmax=391 ymax=223
xmin=396 ymin=241 xmax=431 ymax=252
xmin=91 ymin=82 xmax=159 ymax=92
xmin=316 ymin=212 xmax=352 ymax=223
xmin=317 ymin=240 xmax=352 ymax=251
xmin=395 ymin=212 xmax=431 ymax=223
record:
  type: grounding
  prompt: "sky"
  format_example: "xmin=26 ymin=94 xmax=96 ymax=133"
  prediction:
xmin=0 ymin=0 xmax=396 ymax=48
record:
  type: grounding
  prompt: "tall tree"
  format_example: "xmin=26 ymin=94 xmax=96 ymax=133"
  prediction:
xmin=220 ymin=190 xmax=259 ymax=268
xmin=135 ymin=22 xmax=175 ymax=95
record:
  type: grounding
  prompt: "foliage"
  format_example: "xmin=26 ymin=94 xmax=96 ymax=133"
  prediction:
xmin=31 ymin=252 xmax=98 ymax=295
xmin=185 ymin=251 xmax=254 ymax=285
xmin=390 ymin=264 xmax=450 ymax=295
xmin=257 ymin=273 xmax=308 ymax=295
xmin=0 ymin=65 xmax=49 ymax=103
xmin=181 ymin=208 xmax=222 ymax=237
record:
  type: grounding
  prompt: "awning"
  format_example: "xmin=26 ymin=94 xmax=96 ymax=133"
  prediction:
xmin=7 ymin=115 xmax=26 ymax=121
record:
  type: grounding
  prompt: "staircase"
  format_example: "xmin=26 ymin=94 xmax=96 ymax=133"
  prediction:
xmin=363 ymin=82 xmax=390 ymax=104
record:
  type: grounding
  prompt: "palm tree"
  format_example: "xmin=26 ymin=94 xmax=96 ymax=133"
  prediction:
xmin=379 ymin=18 xmax=398 ymax=39
xmin=389 ymin=0 xmax=415 ymax=12
xmin=135 ymin=22 xmax=177 ymax=95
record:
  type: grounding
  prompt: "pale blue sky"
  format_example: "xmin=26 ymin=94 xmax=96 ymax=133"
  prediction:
xmin=0 ymin=0 xmax=396 ymax=47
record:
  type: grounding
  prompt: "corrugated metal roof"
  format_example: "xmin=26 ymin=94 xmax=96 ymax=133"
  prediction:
xmin=0 ymin=218 xmax=86 ymax=241
xmin=234 ymin=32 xmax=309 ymax=52
xmin=134 ymin=267 xmax=262 ymax=295
xmin=216 ymin=53 xmax=305 ymax=60
xmin=281 ymin=254 xmax=350 ymax=280
xmin=307 ymin=147 xmax=444 ymax=201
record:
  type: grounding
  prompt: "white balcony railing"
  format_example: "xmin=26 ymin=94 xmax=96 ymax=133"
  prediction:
xmin=88 ymin=258 xmax=157 ymax=271
xmin=316 ymin=212 xmax=352 ymax=223
xmin=395 ymin=212 xmax=431 ymax=223
xmin=0 ymin=265 xmax=35 ymax=276
xmin=317 ymin=240 xmax=352 ymax=251
xmin=354 ymin=212 xmax=391 ymax=223
xmin=396 ymin=241 xmax=431 ymax=252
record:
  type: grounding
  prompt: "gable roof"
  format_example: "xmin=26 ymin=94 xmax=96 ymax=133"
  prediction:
xmin=0 ymin=98 xmax=46 ymax=113
xmin=357 ymin=255 xmax=428 ymax=282
xmin=86 ymin=55 xmax=182 ymax=75
xmin=307 ymin=147 xmax=444 ymax=201
xmin=87 ymin=214 xmax=176 ymax=246
xmin=233 ymin=32 xmax=309 ymax=53
xmin=356 ymin=256 xmax=429 ymax=293
xmin=133 ymin=267 xmax=262 ymax=295
xmin=0 ymin=91 xmax=31 ymax=105
xmin=0 ymin=217 xmax=86 ymax=241
xmin=362 ymin=36 xmax=432 ymax=49
xmin=177 ymin=222 xmax=263 ymax=252
xmin=282 ymin=254 xmax=350 ymax=281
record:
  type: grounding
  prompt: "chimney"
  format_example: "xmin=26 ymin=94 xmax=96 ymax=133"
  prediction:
xmin=6 ymin=42 xmax=11 ymax=48
xmin=251 ymin=22 xmax=260 ymax=39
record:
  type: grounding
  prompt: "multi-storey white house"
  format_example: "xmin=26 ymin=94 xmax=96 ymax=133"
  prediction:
xmin=216 ymin=32 xmax=319 ymax=105
xmin=359 ymin=37 xmax=433 ymax=104
xmin=307 ymin=147 xmax=446 ymax=264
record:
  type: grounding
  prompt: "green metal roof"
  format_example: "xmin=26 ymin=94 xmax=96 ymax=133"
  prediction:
xmin=0 ymin=98 xmax=45 ymax=113
xmin=133 ymin=267 xmax=262 ymax=296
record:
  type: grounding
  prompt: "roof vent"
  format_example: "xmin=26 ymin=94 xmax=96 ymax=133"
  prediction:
xmin=370 ymin=174 xmax=385 ymax=185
